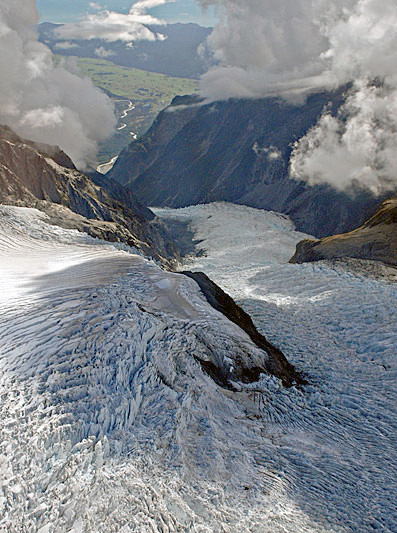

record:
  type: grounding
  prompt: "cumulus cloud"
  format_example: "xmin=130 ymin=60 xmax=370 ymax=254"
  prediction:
xmin=54 ymin=41 xmax=79 ymax=50
xmin=56 ymin=0 xmax=174 ymax=44
xmin=197 ymin=0 xmax=397 ymax=194
xmin=196 ymin=0 xmax=349 ymax=101
xmin=95 ymin=46 xmax=116 ymax=58
xmin=290 ymin=82 xmax=397 ymax=195
xmin=289 ymin=0 xmax=397 ymax=194
xmin=0 ymin=0 xmax=116 ymax=169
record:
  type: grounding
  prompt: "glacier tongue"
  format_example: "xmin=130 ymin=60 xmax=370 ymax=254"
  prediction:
xmin=2 ymin=202 xmax=396 ymax=532
xmin=0 ymin=205 xmax=327 ymax=533
xmin=154 ymin=202 xmax=397 ymax=533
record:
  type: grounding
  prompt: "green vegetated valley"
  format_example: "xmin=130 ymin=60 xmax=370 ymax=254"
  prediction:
xmin=62 ymin=56 xmax=199 ymax=166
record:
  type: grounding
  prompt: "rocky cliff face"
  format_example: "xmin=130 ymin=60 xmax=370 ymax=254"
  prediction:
xmin=108 ymin=92 xmax=390 ymax=238
xmin=290 ymin=198 xmax=397 ymax=267
xmin=0 ymin=125 xmax=176 ymax=265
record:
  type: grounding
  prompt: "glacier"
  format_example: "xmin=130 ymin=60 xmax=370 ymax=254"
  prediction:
xmin=0 ymin=203 xmax=396 ymax=532
xmin=155 ymin=203 xmax=397 ymax=532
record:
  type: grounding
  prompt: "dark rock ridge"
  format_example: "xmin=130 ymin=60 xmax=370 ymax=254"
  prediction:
xmin=108 ymin=92 xmax=391 ymax=238
xmin=0 ymin=125 xmax=176 ymax=265
xmin=182 ymin=271 xmax=306 ymax=388
xmin=290 ymin=198 xmax=397 ymax=267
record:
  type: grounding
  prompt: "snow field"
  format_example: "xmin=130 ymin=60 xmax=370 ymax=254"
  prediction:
xmin=155 ymin=202 xmax=397 ymax=532
xmin=0 ymin=205 xmax=334 ymax=532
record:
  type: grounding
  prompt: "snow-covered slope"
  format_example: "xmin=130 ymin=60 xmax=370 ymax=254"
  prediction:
xmin=1 ymin=205 xmax=323 ymax=533
xmin=0 ymin=125 xmax=174 ymax=265
xmin=155 ymin=202 xmax=397 ymax=532
xmin=1 ymin=202 xmax=396 ymax=532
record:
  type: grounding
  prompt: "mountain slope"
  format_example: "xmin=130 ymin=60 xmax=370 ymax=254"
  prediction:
xmin=108 ymin=92 xmax=390 ymax=238
xmin=0 ymin=124 xmax=174 ymax=264
xmin=290 ymin=197 xmax=397 ymax=266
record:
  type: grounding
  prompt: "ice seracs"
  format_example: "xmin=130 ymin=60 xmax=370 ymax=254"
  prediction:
xmin=155 ymin=202 xmax=397 ymax=532
xmin=1 ymin=202 xmax=396 ymax=532
xmin=0 ymin=205 xmax=313 ymax=532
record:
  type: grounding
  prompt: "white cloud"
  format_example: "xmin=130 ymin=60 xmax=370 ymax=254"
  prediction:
xmin=289 ymin=0 xmax=397 ymax=194
xmin=54 ymin=41 xmax=79 ymax=50
xmin=252 ymin=143 xmax=282 ymax=161
xmin=196 ymin=0 xmax=350 ymax=101
xmin=95 ymin=46 xmax=116 ymax=58
xmin=290 ymin=81 xmax=397 ymax=195
xmin=197 ymin=0 xmax=397 ymax=194
xmin=56 ymin=1 xmax=174 ymax=44
xmin=0 ymin=0 xmax=116 ymax=169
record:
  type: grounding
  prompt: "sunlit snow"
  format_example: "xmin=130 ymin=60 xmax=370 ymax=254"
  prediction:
xmin=155 ymin=202 xmax=397 ymax=532
xmin=1 ymin=203 xmax=396 ymax=532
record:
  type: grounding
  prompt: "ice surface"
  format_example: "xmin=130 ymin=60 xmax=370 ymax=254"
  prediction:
xmin=0 ymin=205 xmax=326 ymax=533
xmin=1 ymin=203 xmax=396 ymax=532
xmin=155 ymin=202 xmax=397 ymax=532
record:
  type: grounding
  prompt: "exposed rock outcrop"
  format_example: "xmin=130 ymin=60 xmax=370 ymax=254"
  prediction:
xmin=108 ymin=92 xmax=391 ymax=238
xmin=182 ymin=271 xmax=306 ymax=388
xmin=89 ymin=169 xmax=155 ymax=221
xmin=0 ymin=125 xmax=176 ymax=265
xmin=290 ymin=198 xmax=397 ymax=267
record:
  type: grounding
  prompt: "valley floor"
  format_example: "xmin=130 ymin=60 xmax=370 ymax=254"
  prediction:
xmin=0 ymin=203 xmax=396 ymax=532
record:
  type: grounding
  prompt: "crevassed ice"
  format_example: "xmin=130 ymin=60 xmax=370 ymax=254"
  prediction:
xmin=155 ymin=202 xmax=397 ymax=533
xmin=1 ymin=203 xmax=396 ymax=532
